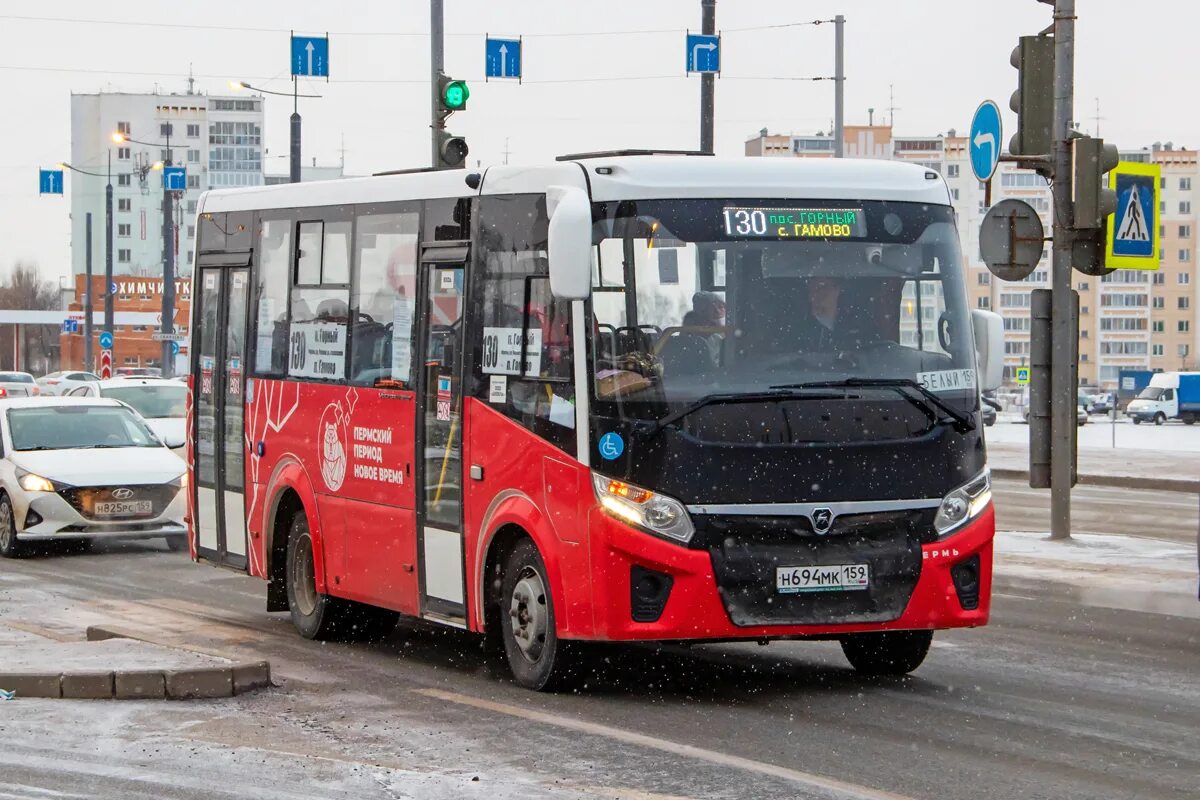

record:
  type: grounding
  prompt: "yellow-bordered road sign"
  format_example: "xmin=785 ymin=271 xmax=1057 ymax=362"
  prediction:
xmin=1105 ymin=161 xmax=1160 ymax=269
xmin=1015 ymin=367 xmax=1031 ymax=385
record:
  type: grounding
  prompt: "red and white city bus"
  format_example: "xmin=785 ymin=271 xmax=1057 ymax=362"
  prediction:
xmin=187 ymin=153 xmax=1004 ymax=690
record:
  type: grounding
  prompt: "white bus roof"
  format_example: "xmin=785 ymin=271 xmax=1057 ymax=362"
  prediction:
xmin=199 ymin=156 xmax=950 ymax=215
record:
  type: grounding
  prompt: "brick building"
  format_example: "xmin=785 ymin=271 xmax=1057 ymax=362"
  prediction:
xmin=58 ymin=274 xmax=191 ymax=372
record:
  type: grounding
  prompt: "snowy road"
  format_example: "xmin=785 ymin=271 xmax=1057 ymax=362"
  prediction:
xmin=0 ymin=526 xmax=1196 ymax=800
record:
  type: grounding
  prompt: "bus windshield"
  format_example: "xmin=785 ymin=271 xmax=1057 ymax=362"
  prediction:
xmin=590 ymin=198 xmax=976 ymax=420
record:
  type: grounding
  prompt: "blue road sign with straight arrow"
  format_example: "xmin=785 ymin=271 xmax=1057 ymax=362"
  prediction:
xmin=39 ymin=169 xmax=63 ymax=195
xmin=686 ymin=33 xmax=720 ymax=74
xmin=291 ymin=35 xmax=329 ymax=78
xmin=969 ymin=100 xmax=1003 ymax=183
xmin=98 ymin=330 xmax=113 ymax=350
xmin=485 ymin=37 xmax=521 ymax=80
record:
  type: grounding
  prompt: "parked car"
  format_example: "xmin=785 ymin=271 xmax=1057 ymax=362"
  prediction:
xmin=0 ymin=396 xmax=187 ymax=557
xmin=114 ymin=367 xmax=163 ymax=378
xmin=1088 ymin=392 xmax=1115 ymax=415
xmin=981 ymin=395 xmax=1001 ymax=427
xmin=0 ymin=372 xmax=41 ymax=398
xmin=65 ymin=378 xmax=186 ymax=453
xmin=36 ymin=370 xmax=99 ymax=396
xmin=1023 ymin=404 xmax=1088 ymax=426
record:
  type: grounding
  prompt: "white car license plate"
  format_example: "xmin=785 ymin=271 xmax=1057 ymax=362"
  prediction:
xmin=776 ymin=564 xmax=869 ymax=594
xmin=94 ymin=500 xmax=154 ymax=516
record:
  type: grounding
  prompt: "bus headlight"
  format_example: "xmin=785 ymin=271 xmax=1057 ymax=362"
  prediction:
xmin=933 ymin=470 xmax=991 ymax=538
xmin=592 ymin=473 xmax=694 ymax=544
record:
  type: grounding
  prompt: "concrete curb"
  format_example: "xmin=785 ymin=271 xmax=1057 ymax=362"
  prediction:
xmin=0 ymin=626 xmax=271 ymax=701
xmin=991 ymin=467 xmax=1200 ymax=494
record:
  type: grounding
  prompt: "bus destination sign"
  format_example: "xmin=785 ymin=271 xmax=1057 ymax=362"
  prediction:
xmin=722 ymin=207 xmax=867 ymax=240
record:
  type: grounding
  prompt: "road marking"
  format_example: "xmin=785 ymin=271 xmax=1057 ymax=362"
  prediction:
xmin=415 ymin=688 xmax=916 ymax=800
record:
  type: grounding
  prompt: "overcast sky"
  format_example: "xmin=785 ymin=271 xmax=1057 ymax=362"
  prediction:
xmin=2 ymin=1 xmax=1196 ymax=283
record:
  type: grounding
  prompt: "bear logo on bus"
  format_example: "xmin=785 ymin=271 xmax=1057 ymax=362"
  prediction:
xmin=318 ymin=403 xmax=347 ymax=492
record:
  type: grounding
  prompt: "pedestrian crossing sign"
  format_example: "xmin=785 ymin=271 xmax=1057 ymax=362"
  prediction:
xmin=1105 ymin=161 xmax=1160 ymax=270
xmin=1015 ymin=367 xmax=1030 ymax=385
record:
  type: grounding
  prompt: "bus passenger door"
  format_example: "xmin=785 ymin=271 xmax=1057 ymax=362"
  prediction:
xmin=415 ymin=254 xmax=467 ymax=625
xmin=193 ymin=262 xmax=251 ymax=570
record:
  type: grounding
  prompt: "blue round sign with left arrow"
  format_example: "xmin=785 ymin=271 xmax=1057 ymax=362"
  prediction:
xmin=969 ymin=100 xmax=1003 ymax=183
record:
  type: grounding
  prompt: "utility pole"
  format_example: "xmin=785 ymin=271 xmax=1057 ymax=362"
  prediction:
xmin=84 ymin=213 xmax=93 ymax=373
xmin=1049 ymin=0 xmax=1076 ymax=540
xmin=104 ymin=149 xmax=114 ymax=358
xmin=160 ymin=127 xmax=176 ymax=377
xmin=430 ymin=0 xmax=444 ymax=167
xmin=290 ymin=79 xmax=302 ymax=183
xmin=700 ymin=0 xmax=716 ymax=154
xmin=833 ymin=15 xmax=845 ymax=158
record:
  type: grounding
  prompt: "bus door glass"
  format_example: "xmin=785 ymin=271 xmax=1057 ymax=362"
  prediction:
xmin=416 ymin=251 xmax=467 ymax=621
xmin=193 ymin=260 xmax=251 ymax=570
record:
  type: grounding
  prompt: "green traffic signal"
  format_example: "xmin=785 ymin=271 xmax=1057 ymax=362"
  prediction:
xmin=442 ymin=80 xmax=469 ymax=111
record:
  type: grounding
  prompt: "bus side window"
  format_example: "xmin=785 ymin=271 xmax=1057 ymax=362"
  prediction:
xmin=350 ymin=209 xmax=420 ymax=388
xmin=252 ymin=216 xmax=291 ymax=376
xmin=473 ymin=194 xmax=575 ymax=455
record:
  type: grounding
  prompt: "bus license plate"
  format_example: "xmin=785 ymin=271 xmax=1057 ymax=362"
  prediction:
xmin=94 ymin=500 xmax=153 ymax=517
xmin=776 ymin=564 xmax=869 ymax=594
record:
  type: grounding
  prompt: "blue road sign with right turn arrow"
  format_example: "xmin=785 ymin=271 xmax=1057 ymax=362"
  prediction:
xmin=686 ymin=33 xmax=720 ymax=74
xmin=969 ymin=100 xmax=1003 ymax=183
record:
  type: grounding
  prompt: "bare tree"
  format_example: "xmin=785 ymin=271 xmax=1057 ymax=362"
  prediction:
xmin=0 ymin=262 xmax=62 ymax=373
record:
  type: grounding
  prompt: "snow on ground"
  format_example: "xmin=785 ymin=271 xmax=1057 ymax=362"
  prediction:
xmin=995 ymin=531 xmax=1199 ymax=618
xmin=985 ymin=416 xmax=1200 ymax=452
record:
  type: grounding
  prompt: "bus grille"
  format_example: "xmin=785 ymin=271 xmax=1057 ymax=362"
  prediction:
xmin=693 ymin=509 xmax=932 ymax=627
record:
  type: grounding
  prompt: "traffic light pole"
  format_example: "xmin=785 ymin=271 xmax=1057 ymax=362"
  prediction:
xmin=161 ymin=129 xmax=176 ymax=378
xmin=834 ymin=15 xmax=845 ymax=158
xmin=700 ymin=0 xmax=715 ymax=154
xmin=1049 ymin=0 xmax=1076 ymax=540
xmin=430 ymin=0 xmax=444 ymax=168
xmin=104 ymin=150 xmax=114 ymax=361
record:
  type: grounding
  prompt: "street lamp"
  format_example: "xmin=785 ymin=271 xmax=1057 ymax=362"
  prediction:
xmin=56 ymin=158 xmax=162 ymax=374
xmin=230 ymin=80 xmax=320 ymax=184
xmin=112 ymin=129 xmax=180 ymax=377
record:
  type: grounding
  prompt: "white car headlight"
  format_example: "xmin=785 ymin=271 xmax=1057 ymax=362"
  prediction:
xmin=592 ymin=473 xmax=694 ymax=544
xmin=17 ymin=471 xmax=57 ymax=493
xmin=933 ymin=470 xmax=992 ymax=538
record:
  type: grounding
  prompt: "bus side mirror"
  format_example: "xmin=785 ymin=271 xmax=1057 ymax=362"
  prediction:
xmin=971 ymin=309 xmax=1003 ymax=392
xmin=546 ymin=185 xmax=592 ymax=300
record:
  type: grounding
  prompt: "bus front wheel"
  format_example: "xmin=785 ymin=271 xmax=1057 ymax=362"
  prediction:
xmin=285 ymin=511 xmax=397 ymax=642
xmin=840 ymin=629 xmax=933 ymax=676
xmin=500 ymin=539 xmax=577 ymax=691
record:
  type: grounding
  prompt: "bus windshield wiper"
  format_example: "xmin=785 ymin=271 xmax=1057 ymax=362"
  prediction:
xmin=769 ymin=378 xmax=976 ymax=432
xmin=644 ymin=388 xmax=841 ymax=438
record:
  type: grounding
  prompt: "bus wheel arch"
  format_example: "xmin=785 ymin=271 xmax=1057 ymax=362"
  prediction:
xmin=266 ymin=487 xmax=304 ymax=612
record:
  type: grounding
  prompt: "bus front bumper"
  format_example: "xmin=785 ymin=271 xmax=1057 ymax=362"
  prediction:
xmin=583 ymin=505 xmax=994 ymax=642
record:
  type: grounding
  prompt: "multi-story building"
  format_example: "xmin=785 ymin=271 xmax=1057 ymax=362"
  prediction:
xmin=69 ymin=88 xmax=264 ymax=282
xmin=745 ymin=128 xmax=1200 ymax=388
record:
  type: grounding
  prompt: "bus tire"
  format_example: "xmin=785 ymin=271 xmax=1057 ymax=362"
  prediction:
xmin=500 ymin=538 xmax=576 ymax=691
xmin=286 ymin=510 xmax=350 ymax=640
xmin=1155 ymin=412 xmax=1166 ymax=426
xmin=840 ymin=629 xmax=933 ymax=676
xmin=0 ymin=493 xmax=23 ymax=559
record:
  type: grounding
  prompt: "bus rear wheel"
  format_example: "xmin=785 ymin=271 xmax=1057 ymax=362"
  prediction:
xmin=840 ymin=629 xmax=933 ymax=676
xmin=500 ymin=539 xmax=577 ymax=691
xmin=285 ymin=511 xmax=397 ymax=642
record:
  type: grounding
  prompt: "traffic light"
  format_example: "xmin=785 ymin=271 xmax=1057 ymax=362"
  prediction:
xmin=1072 ymin=136 xmax=1120 ymax=229
xmin=437 ymin=130 xmax=469 ymax=169
xmin=438 ymin=74 xmax=469 ymax=117
xmin=1009 ymin=35 xmax=1054 ymax=158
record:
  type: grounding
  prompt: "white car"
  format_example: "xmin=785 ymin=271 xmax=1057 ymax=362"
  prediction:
xmin=0 ymin=397 xmax=187 ymax=557
xmin=36 ymin=370 xmax=100 ymax=397
xmin=0 ymin=372 xmax=42 ymax=398
xmin=65 ymin=378 xmax=186 ymax=453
